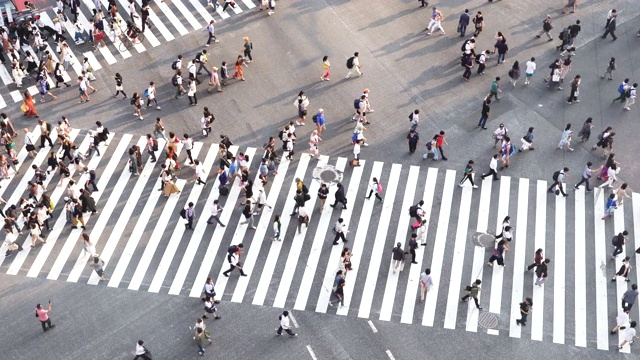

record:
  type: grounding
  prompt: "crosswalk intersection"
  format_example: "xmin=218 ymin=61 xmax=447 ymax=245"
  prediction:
xmin=0 ymin=0 xmax=258 ymax=109
xmin=1 ymin=128 xmax=639 ymax=352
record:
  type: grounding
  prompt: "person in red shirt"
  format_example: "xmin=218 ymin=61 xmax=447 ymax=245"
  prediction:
xmin=434 ymin=130 xmax=448 ymax=161
xmin=35 ymin=302 xmax=55 ymax=331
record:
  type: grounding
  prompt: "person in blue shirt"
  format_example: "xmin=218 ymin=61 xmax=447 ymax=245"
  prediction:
xmin=602 ymin=193 xmax=617 ymax=220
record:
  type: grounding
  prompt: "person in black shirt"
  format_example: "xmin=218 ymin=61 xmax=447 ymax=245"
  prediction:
xmin=477 ymin=95 xmax=491 ymax=129
xmin=516 ymin=298 xmax=532 ymax=326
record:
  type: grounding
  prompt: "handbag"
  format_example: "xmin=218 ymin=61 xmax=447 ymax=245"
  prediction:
xmin=20 ymin=103 xmax=27 ymax=112
xmin=552 ymin=74 xmax=560 ymax=82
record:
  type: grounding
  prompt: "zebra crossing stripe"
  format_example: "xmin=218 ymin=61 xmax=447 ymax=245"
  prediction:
xmin=273 ymin=156 xmax=330 ymax=308
xmin=155 ymin=0 xmax=190 ymax=36
xmin=554 ymin=186 xmax=567 ymax=344
xmin=117 ymin=0 xmax=161 ymax=47
xmin=573 ymin=187 xmax=587 ymax=347
xmin=293 ymin=157 xmax=347 ymax=311
xmin=592 ymin=190 xmax=609 ymax=350
xmin=250 ymin=154 xmax=310 ymax=306
xmin=148 ymin=143 xmax=211 ymax=293
xmin=614 ymin=200 xmax=630 ymax=353
xmin=508 ymin=178 xmax=529 ymax=338
xmin=423 ymin=169 xmax=456 ymax=326
xmin=240 ymin=0 xmax=256 ymax=9
xmin=171 ymin=0 xmax=203 ymax=31
xmin=443 ymin=174 xmax=474 ymax=329
xmin=337 ymin=161 xmax=384 ymax=316
xmin=10 ymin=90 xmax=23 ymax=103
xmin=214 ymin=4 xmax=231 ymax=19
xmin=487 ymin=176 xmax=511 ymax=335
xmin=232 ymin=155 xmax=292 ymax=303
xmin=94 ymin=0 xmax=133 ymax=60
xmin=315 ymin=160 xmax=366 ymax=313
xmin=187 ymin=148 xmax=251 ymax=298
xmin=363 ymin=163 xmax=402 ymax=320
xmin=400 ymin=166 xmax=437 ymax=324
xmin=531 ymin=181 xmax=547 ymax=341
xmin=168 ymin=143 xmax=230 ymax=295
xmin=76 ymin=2 xmax=118 ymax=65
xmin=187 ymin=0 xmax=215 ymax=25
xmin=136 ymin=0 xmax=176 ymax=41
xmin=0 ymin=64 xmax=12 ymax=86
xmin=82 ymin=51 xmax=103 ymax=72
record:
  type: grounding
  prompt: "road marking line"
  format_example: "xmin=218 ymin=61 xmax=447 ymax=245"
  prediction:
xmin=487 ymin=176 xmax=510 ymax=336
xmin=531 ymin=180 xmax=546 ymax=341
xmin=368 ymin=320 xmax=378 ymax=333
xmin=574 ymin=187 xmax=587 ymax=347
xmin=289 ymin=313 xmax=298 ymax=328
xmin=553 ymin=186 xmax=566 ymax=344
xmin=386 ymin=350 xmax=396 ymax=360
xmin=306 ymin=345 xmax=317 ymax=360
xmin=508 ymin=178 xmax=529 ymax=338
xmin=593 ymin=189 xmax=609 ymax=350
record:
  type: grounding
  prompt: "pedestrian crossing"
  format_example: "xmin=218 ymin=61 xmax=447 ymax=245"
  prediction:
xmin=0 ymin=0 xmax=258 ymax=109
xmin=2 ymin=128 xmax=640 ymax=352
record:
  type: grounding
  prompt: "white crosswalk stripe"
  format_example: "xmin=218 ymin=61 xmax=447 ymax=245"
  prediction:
xmin=0 ymin=129 xmax=639 ymax=352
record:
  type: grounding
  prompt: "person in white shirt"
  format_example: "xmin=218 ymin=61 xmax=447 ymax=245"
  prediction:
xmin=128 ymin=0 xmax=139 ymax=22
xmin=222 ymin=248 xmax=247 ymax=277
xmin=598 ymin=164 xmax=618 ymax=189
xmin=524 ymin=57 xmax=536 ymax=85
xmin=345 ymin=52 xmax=362 ymax=79
xmin=481 ymin=154 xmax=499 ymax=181
xmin=188 ymin=60 xmax=201 ymax=84
xmin=493 ymin=123 xmax=508 ymax=148
xmin=276 ymin=310 xmax=297 ymax=336
xmin=206 ymin=199 xmax=225 ymax=227
xmin=74 ymin=20 xmax=86 ymax=44
xmin=78 ymin=76 xmax=89 ymax=104
xmin=409 ymin=109 xmax=420 ymax=131
xmin=182 ymin=134 xmax=194 ymax=165
xmin=308 ymin=130 xmax=321 ymax=158
xmin=134 ymin=340 xmax=151 ymax=360
xmin=23 ymin=128 xmax=37 ymax=158
xmin=618 ymin=321 xmax=638 ymax=350
xmin=420 ymin=268 xmax=434 ymax=303
xmin=297 ymin=206 xmax=309 ymax=233
xmin=193 ymin=159 xmax=206 ymax=186
xmin=146 ymin=82 xmax=161 ymax=110
xmin=623 ymin=83 xmax=637 ymax=111
xmin=254 ymin=188 xmax=272 ymax=215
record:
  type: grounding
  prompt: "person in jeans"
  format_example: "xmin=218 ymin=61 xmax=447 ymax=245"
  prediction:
xmin=35 ymin=302 xmax=55 ymax=331
xmin=461 ymin=279 xmax=482 ymax=310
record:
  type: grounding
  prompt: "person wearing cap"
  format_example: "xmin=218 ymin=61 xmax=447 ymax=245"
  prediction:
xmin=276 ymin=310 xmax=297 ymax=336
xmin=493 ymin=123 xmax=508 ymax=148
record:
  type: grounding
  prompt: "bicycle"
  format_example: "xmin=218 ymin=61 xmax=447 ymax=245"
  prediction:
xmin=119 ymin=32 xmax=145 ymax=52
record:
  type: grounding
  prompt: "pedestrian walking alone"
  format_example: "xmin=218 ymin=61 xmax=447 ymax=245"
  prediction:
xmin=516 ymin=298 xmax=532 ymax=326
xmin=458 ymin=160 xmax=477 ymax=188
xmin=366 ymin=177 xmax=383 ymax=202
xmin=557 ymin=123 xmax=574 ymax=151
xmin=461 ymin=279 xmax=482 ymax=310
xmin=89 ymin=254 xmax=106 ymax=281
xmin=602 ymin=15 xmax=617 ymax=41
xmin=35 ymin=301 xmax=55 ymax=331
xmin=601 ymin=57 xmax=616 ymax=80
xmin=457 ymin=9 xmax=470 ymax=37
xmin=481 ymin=154 xmax=499 ymax=181
xmin=548 ymin=167 xmax=569 ymax=197
xmin=622 ymin=284 xmax=639 ymax=313
xmin=535 ymin=258 xmax=551 ymax=286
xmin=392 ymin=242 xmax=406 ymax=274
xmin=477 ymin=95 xmax=491 ymax=129
xmin=406 ymin=129 xmax=419 ymax=154
xmin=524 ymin=57 xmax=536 ymax=85
xmin=566 ymin=75 xmax=581 ymax=104
xmin=222 ymin=246 xmax=247 ymax=277
xmin=345 ymin=52 xmax=362 ymax=79
xmin=624 ymin=83 xmax=637 ymax=111
xmin=275 ymin=310 xmax=297 ymax=336
xmin=133 ymin=340 xmax=151 ymax=360
xmin=508 ymin=61 xmax=520 ymax=87
xmin=321 ymin=55 xmax=330 ymax=81
xmin=330 ymin=183 xmax=347 ymax=210
xmin=612 ymin=256 xmax=632 ymax=282
xmin=419 ymin=268 xmax=433 ymax=303
xmin=408 ymin=233 xmax=419 ymax=264
xmin=487 ymin=239 xmax=509 ymax=267
xmin=332 ymin=218 xmax=348 ymax=245
xmin=527 ymin=248 xmax=544 ymax=271
xmin=536 ymin=15 xmax=553 ymax=41
xmin=618 ymin=321 xmax=639 ymax=350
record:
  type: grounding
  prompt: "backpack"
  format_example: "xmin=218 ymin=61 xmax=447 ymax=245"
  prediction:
xmin=278 ymin=130 xmax=285 ymax=141
xmin=552 ymin=170 xmax=561 ymax=181
xmin=377 ymin=183 xmax=383 ymax=193
xmin=89 ymin=170 xmax=96 ymax=181
xmin=460 ymin=40 xmax=468 ymax=52
xmin=351 ymin=132 xmax=358 ymax=143
xmin=346 ymin=56 xmax=354 ymax=69
xmin=179 ymin=208 xmax=186 ymax=219
xmin=171 ymin=74 xmax=179 ymax=87
xmin=409 ymin=205 xmax=418 ymax=217
xmin=46 ymin=122 xmax=52 ymax=132
xmin=152 ymin=139 xmax=158 ymax=151
xmin=195 ymin=52 xmax=202 ymax=63
xmin=475 ymin=53 xmax=482 ymax=64
xmin=408 ymin=113 xmax=413 ymax=122
xmin=354 ymin=99 xmax=361 ymax=109
xmin=612 ymin=235 xmax=622 ymax=246
xmin=618 ymin=83 xmax=626 ymax=94
xmin=559 ymin=27 xmax=568 ymax=41
xmin=130 ymin=97 xmax=136 ymax=105
xmin=312 ymin=114 xmax=317 ymax=123
xmin=171 ymin=60 xmax=179 ymax=70
xmin=227 ymin=245 xmax=238 ymax=254
xmin=625 ymin=88 xmax=632 ymax=98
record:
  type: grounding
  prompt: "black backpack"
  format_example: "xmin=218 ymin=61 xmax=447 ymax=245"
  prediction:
xmin=559 ymin=28 xmax=569 ymax=41
xmin=227 ymin=245 xmax=238 ymax=254
xmin=409 ymin=205 xmax=418 ymax=217
xmin=312 ymin=114 xmax=318 ymax=123
xmin=346 ymin=56 xmax=354 ymax=69
xmin=408 ymin=113 xmax=413 ymax=121
xmin=195 ymin=52 xmax=202 ymax=63
xmin=171 ymin=74 xmax=179 ymax=87
xmin=612 ymin=235 xmax=623 ymax=246
xmin=171 ymin=60 xmax=179 ymax=70
xmin=354 ymin=99 xmax=361 ymax=109
xmin=475 ymin=53 xmax=482 ymax=64
xmin=179 ymin=208 xmax=186 ymax=219
xmin=89 ymin=170 xmax=96 ymax=181
xmin=552 ymin=170 xmax=561 ymax=181
xmin=460 ymin=40 xmax=468 ymax=52
xmin=625 ymin=88 xmax=632 ymax=98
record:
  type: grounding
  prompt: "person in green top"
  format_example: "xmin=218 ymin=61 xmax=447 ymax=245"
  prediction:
xmin=458 ymin=160 xmax=478 ymax=188
xmin=461 ymin=279 xmax=483 ymax=310
xmin=194 ymin=327 xmax=207 ymax=355
xmin=488 ymin=77 xmax=502 ymax=101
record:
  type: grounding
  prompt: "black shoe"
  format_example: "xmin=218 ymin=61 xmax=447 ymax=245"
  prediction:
xmin=223 ymin=273 xmax=229 ymax=277
xmin=240 ymin=273 xmax=248 ymax=277
xmin=202 ymin=315 xmax=208 ymax=319
xmin=330 ymin=204 xmax=335 ymax=208
xmin=411 ymin=261 xmax=418 ymax=264
xmin=333 ymin=242 xmax=339 ymax=245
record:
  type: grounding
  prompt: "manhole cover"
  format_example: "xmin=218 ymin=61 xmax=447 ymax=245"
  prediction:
xmin=472 ymin=231 xmax=496 ymax=248
xmin=478 ymin=312 xmax=499 ymax=329
xmin=312 ymin=165 xmax=343 ymax=186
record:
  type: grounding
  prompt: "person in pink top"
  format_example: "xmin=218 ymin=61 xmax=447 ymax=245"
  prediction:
xmin=35 ymin=302 xmax=55 ymax=331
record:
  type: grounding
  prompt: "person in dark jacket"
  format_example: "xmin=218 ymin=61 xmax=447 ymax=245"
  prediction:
xmin=79 ymin=189 xmax=97 ymax=214
xmin=330 ymin=183 xmax=347 ymax=210
xmin=601 ymin=16 xmax=617 ymax=41
xmin=458 ymin=9 xmax=470 ymax=37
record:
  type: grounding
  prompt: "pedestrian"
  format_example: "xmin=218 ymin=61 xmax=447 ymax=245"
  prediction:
xmin=618 ymin=321 xmax=639 ymax=350
xmin=523 ymin=57 xmax=536 ymax=85
xmin=461 ymin=279 xmax=482 ymax=310
xmin=472 ymin=11 xmax=484 ymax=36
xmin=222 ymin=246 xmax=247 ymax=277
xmin=515 ymin=298 xmax=532 ymax=326
xmin=232 ymin=55 xmax=247 ymax=81
xmin=315 ymin=108 xmax=326 ymax=135
xmin=507 ymin=61 xmax=520 ymax=87
xmin=329 ymin=277 xmax=345 ymax=307
xmin=317 ymin=183 xmax=328 ymax=211
xmin=29 ymin=222 xmax=45 ymax=248
xmin=194 ymin=327 xmax=207 ymax=356
xmin=219 ymin=61 xmax=229 ymax=86
xmin=296 ymin=98 xmax=308 ymax=127
xmin=89 ymin=254 xmax=106 ymax=281
xmin=459 ymin=160 xmax=478 ymax=188
xmin=35 ymin=301 xmax=56 ymax=331
xmin=242 ymin=36 xmax=253 ymax=63
xmin=183 ymin=202 xmax=195 ymax=230
xmin=601 ymin=57 xmax=616 ymax=80
xmin=187 ymin=77 xmax=198 ymax=106
xmin=562 ymin=0 xmax=578 ymax=14
xmin=457 ymin=9 xmax=470 ymax=37
xmin=602 ymin=15 xmax=617 ymax=41
xmin=419 ymin=268 xmax=433 ymax=303
xmin=548 ymin=167 xmax=569 ymax=197
xmin=534 ymin=258 xmax=551 ymax=286
xmin=611 ymin=310 xmax=630 ymax=335
xmin=133 ymin=340 xmax=151 ymax=360
xmin=433 ymin=131 xmax=448 ymax=161
xmin=409 ymin=109 xmax=420 ymax=131
xmin=194 ymin=319 xmax=212 ymax=346
xmin=330 ymin=183 xmax=347 ymax=210
xmin=131 ymin=92 xmax=143 ymax=120
xmin=557 ymin=123 xmax=574 ymax=151
xmin=308 ymin=130 xmax=321 ymax=158
xmin=566 ymin=75 xmax=581 ymax=104
xmin=526 ymin=248 xmax=544 ymax=271
xmin=494 ymin=38 xmax=508 ymax=65
xmin=602 ymin=193 xmax=618 ymax=220
xmin=536 ymin=15 xmax=553 ymax=41
xmin=205 ymin=20 xmax=219 ymax=46
xmin=494 ymin=215 xmax=511 ymax=239
xmin=352 ymin=95 xmax=367 ymax=123
xmin=406 ymin=129 xmax=419 ymax=154
xmin=614 ymin=183 xmax=631 ymax=205
xmin=392 ymin=242 xmax=406 ymax=274
xmin=271 ymin=215 xmax=281 ymax=241
xmin=426 ymin=7 xmax=445 ymax=35
xmin=408 ymin=233 xmax=419 ymax=264
xmin=576 ymin=117 xmax=593 ymax=142
xmin=240 ymin=199 xmax=257 ymax=230
xmin=205 ymin=199 xmax=225 ymax=227
xmin=624 ymin=83 xmax=637 ymax=111
xmin=622 ymin=284 xmax=639 ymax=312
xmin=202 ymin=296 xmax=221 ymax=320
xmin=320 ymin=55 xmax=330 ymax=81
xmin=332 ymin=218 xmax=348 ymax=245
xmin=409 ymin=200 xmax=425 ymax=229
xmin=481 ymin=154 xmax=499 ymax=181
xmin=612 ymin=256 xmax=632 ymax=282
xmin=275 ymin=311 xmax=297 ymax=336
xmin=477 ymin=95 xmax=491 ymax=129
xmin=487 ymin=239 xmax=509 ymax=267
xmin=573 ymin=162 xmax=600 ymax=192
xmin=345 ymin=52 xmax=362 ymax=79
xmin=613 ymin=78 xmax=630 ymax=103
xmin=145 ymin=82 xmax=160 ymax=110
xmin=461 ymin=53 xmax=473 ymax=82
xmin=487 ymin=77 xmax=501 ymax=101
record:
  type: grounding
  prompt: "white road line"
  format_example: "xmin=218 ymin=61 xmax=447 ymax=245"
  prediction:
xmin=614 ymin=198 xmax=629 ymax=353
xmin=76 ymin=4 xmax=118 ymax=65
xmin=187 ymin=148 xmax=255 ymax=298
xmin=573 ymin=187 xmax=587 ymax=347
xmin=251 ymin=154 xmax=310 ymax=306
xmin=508 ymin=178 xmax=529 ymax=338
xmin=155 ymin=0 xmax=189 ymax=35
xmin=553 ymin=188 xmax=566 ymax=344
xmin=27 ymin=86 xmax=39 ymax=96
xmin=116 ymin=0 xmax=161 ymax=47
xmin=293 ymin=158 xmax=347 ymax=311
xmin=306 ymin=345 xmax=317 ymax=360
xmin=148 ymin=144 xmax=213 ymax=293
xmin=227 ymin=1 xmax=243 ymax=14
xmin=466 ymin=175 xmax=492 ymax=332
xmin=0 ymin=126 xmax=41 ymax=204
xmin=188 ymin=0 xmax=215 ymax=25
xmin=65 ymin=136 xmax=152 ymax=282
xmin=633 ymin=194 xmax=640 ymax=332
xmin=136 ymin=0 xmax=175 ymax=41
xmin=171 ymin=0 xmax=203 ymax=30
xmin=241 ymin=0 xmax=256 ymax=8
xmin=368 ymin=320 xmax=378 ymax=333
xmin=273 ymin=156 xmax=329 ymax=308
xmin=82 ymin=51 xmax=102 ymax=72
xmin=422 ymin=169 xmax=455 ymax=326
xmin=400 ymin=167 xmax=437 ymax=324
xmin=337 ymin=162 xmax=384 ymax=316
xmin=27 ymin=134 xmax=127 ymax=277
xmin=531 ymin=181 xmax=546 ymax=341
xmin=315 ymin=161 xmax=365 ymax=313
xmin=211 ymin=149 xmax=262 ymax=297
xmin=365 ymin=164 xmax=409 ymax=320
xmin=214 ymin=4 xmax=231 ymax=19
xmin=0 ymin=93 xmax=6 ymax=109
xmin=10 ymin=90 xmax=23 ymax=103
xmin=289 ymin=312 xmax=298 ymax=328
xmin=593 ymin=190 xmax=609 ymax=350
xmin=487 ymin=176 xmax=510 ymax=336
xmin=0 ymin=63 xmax=12 ymax=85
xmin=386 ymin=350 xmax=396 ymax=360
